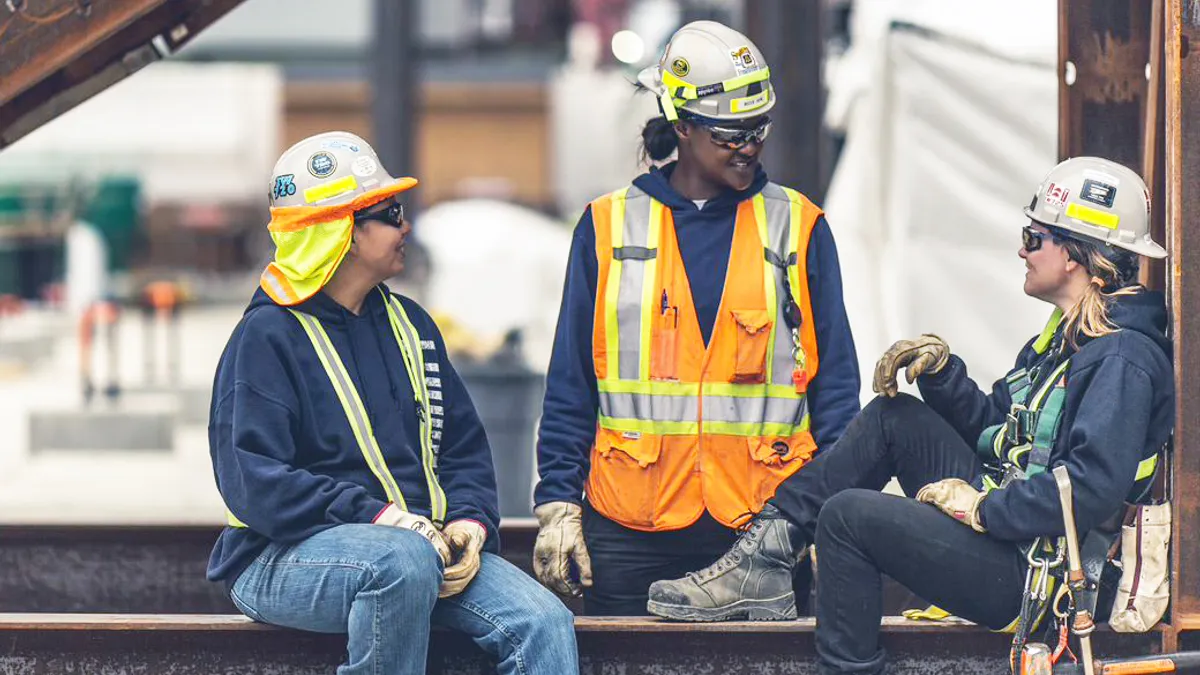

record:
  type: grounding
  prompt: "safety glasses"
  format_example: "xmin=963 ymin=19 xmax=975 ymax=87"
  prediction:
xmin=355 ymin=202 xmax=405 ymax=228
xmin=703 ymin=118 xmax=772 ymax=150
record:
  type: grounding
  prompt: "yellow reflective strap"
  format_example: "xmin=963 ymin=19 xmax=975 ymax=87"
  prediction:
xmin=289 ymin=309 xmax=408 ymax=510
xmin=1032 ymin=308 xmax=1065 ymax=354
xmin=227 ymin=510 xmax=248 ymax=528
xmin=660 ymin=67 xmax=770 ymax=104
xmin=1136 ymin=454 xmax=1159 ymax=482
xmin=1066 ymin=202 xmax=1120 ymax=230
xmin=383 ymin=293 xmax=447 ymax=525
xmin=604 ymin=189 xmax=628 ymax=379
xmin=720 ymin=67 xmax=771 ymax=93
xmin=751 ymin=193 xmax=781 ymax=379
xmin=660 ymin=71 xmax=698 ymax=100
xmin=598 ymin=415 xmax=700 ymax=436
xmin=303 ymin=175 xmax=358 ymax=205
xmin=1029 ymin=361 xmax=1071 ymax=410
xmin=638 ymin=201 xmax=664 ymax=381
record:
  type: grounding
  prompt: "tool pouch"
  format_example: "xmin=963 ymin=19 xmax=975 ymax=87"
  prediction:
xmin=1107 ymin=501 xmax=1171 ymax=632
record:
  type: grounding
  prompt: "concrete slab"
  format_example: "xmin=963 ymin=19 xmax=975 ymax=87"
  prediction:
xmin=28 ymin=408 xmax=175 ymax=453
xmin=0 ymin=336 xmax=56 ymax=364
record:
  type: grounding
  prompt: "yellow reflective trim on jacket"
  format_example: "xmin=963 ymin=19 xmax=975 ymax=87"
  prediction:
xmin=604 ymin=189 xmax=628 ymax=379
xmin=227 ymin=511 xmax=248 ymax=528
xmin=597 ymin=378 xmax=801 ymax=400
xmin=1136 ymin=454 xmax=1159 ymax=482
xmin=638 ymin=202 xmax=663 ymax=380
xmin=291 ymin=309 xmax=409 ymax=509
xmin=382 ymin=292 xmax=447 ymax=525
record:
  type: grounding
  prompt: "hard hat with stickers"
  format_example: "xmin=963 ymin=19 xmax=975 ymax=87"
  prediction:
xmin=1024 ymin=156 xmax=1166 ymax=259
xmin=260 ymin=131 xmax=419 ymax=306
xmin=636 ymin=21 xmax=775 ymax=123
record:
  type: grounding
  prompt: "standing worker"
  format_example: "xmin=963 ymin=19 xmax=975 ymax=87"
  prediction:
xmin=532 ymin=21 xmax=861 ymax=615
xmin=207 ymin=132 xmax=578 ymax=674
xmin=646 ymin=158 xmax=1174 ymax=675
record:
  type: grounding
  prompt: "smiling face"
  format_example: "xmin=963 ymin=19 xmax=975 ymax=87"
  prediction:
xmin=676 ymin=115 xmax=770 ymax=192
xmin=347 ymin=199 xmax=410 ymax=282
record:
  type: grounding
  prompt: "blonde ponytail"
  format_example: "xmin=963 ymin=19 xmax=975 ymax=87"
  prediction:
xmin=1060 ymin=247 xmax=1140 ymax=349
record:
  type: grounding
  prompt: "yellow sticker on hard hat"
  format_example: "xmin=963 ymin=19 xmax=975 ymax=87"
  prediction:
xmin=1066 ymin=202 xmax=1120 ymax=230
xmin=671 ymin=57 xmax=690 ymax=78
xmin=304 ymin=175 xmax=359 ymax=205
xmin=731 ymin=90 xmax=770 ymax=113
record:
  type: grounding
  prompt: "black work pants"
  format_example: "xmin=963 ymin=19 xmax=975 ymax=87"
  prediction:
xmin=581 ymin=501 xmax=813 ymax=616
xmin=770 ymin=394 xmax=1029 ymax=675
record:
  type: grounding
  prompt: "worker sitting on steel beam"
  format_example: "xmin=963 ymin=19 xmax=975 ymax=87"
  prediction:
xmin=206 ymin=132 xmax=578 ymax=675
xmin=645 ymin=156 xmax=1174 ymax=672
xmin=532 ymin=20 xmax=862 ymax=616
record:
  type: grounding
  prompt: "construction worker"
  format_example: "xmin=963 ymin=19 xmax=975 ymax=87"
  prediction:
xmin=646 ymin=158 xmax=1174 ymax=673
xmin=206 ymin=132 xmax=577 ymax=674
xmin=532 ymin=21 xmax=862 ymax=615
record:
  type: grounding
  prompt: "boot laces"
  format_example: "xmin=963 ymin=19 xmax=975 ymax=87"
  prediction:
xmin=689 ymin=513 xmax=767 ymax=582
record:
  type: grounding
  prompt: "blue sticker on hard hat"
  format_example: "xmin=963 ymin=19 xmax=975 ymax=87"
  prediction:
xmin=1080 ymin=179 xmax=1117 ymax=208
xmin=272 ymin=174 xmax=297 ymax=201
xmin=321 ymin=140 xmax=361 ymax=152
xmin=308 ymin=151 xmax=338 ymax=178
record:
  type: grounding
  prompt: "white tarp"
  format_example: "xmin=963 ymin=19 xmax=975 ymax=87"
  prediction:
xmin=825 ymin=2 xmax=1059 ymax=404
xmin=416 ymin=199 xmax=572 ymax=371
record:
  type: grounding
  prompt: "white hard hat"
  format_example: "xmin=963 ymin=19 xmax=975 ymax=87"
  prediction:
xmin=637 ymin=21 xmax=774 ymax=122
xmin=1024 ymin=157 xmax=1166 ymax=259
xmin=269 ymin=131 xmax=401 ymax=208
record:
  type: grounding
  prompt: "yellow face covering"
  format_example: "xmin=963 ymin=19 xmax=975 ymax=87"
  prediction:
xmin=259 ymin=179 xmax=417 ymax=306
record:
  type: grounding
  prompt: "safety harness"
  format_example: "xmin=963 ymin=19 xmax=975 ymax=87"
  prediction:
xmin=226 ymin=289 xmax=446 ymax=529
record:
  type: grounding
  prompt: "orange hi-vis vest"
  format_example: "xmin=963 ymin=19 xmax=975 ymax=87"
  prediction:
xmin=587 ymin=182 xmax=822 ymax=531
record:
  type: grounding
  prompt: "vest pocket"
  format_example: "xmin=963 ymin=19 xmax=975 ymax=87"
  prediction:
xmin=731 ymin=309 xmax=773 ymax=383
xmin=587 ymin=428 xmax=663 ymax=527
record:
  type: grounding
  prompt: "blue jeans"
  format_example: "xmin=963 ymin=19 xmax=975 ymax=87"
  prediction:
xmin=230 ymin=524 xmax=579 ymax=674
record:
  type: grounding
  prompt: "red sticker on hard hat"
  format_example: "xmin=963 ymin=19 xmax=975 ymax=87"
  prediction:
xmin=1044 ymin=183 xmax=1069 ymax=209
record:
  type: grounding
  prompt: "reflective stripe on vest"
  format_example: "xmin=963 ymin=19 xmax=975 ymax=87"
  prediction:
xmin=226 ymin=289 xmax=445 ymax=528
xmin=596 ymin=184 xmax=812 ymax=434
xmin=588 ymin=182 xmax=823 ymax=530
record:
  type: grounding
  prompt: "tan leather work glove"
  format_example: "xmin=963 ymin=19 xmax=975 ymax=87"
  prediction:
xmin=872 ymin=334 xmax=950 ymax=397
xmin=915 ymin=478 xmax=988 ymax=533
xmin=374 ymin=504 xmax=452 ymax=566
xmin=439 ymin=519 xmax=488 ymax=598
xmin=533 ymin=501 xmax=592 ymax=597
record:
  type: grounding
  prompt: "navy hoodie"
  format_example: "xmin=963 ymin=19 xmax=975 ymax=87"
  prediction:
xmin=207 ymin=285 xmax=500 ymax=584
xmin=917 ymin=290 xmax=1174 ymax=541
xmin=534 ymin=162 xmax=862 ymax=508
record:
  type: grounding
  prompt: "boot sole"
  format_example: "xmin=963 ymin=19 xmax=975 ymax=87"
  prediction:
xmin=647 ymin=592 xmax=797 ymax=622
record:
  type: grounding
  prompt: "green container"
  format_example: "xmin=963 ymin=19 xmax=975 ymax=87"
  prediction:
xmin=81 ymin=177 xmax=141 ymax=272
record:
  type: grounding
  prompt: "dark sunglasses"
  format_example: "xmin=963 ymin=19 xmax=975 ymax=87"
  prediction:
xmin=1022 ymin=225 xmax=1050 ymax=252
xmin=700 ymin=118 xmax=773 ymax=150
xmin=355 ymin=202 xmax=405 ymax=228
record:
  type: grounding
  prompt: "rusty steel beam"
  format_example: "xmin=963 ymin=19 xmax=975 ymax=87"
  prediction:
xmin=0 ymin=615 xmax=1167 ymax=675
xmin=1167 ymin=0 xmax=1200 ymax=623
xmin=0 ymin=0 xmax=247 ymax=148
xmin=1059 ymin=0 xmax=1154 ymax=168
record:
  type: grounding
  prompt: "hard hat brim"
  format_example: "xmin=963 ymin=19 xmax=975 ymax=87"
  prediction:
xmin=1024 ymin=208 xmax=1168 ymax=260
xmin=637 ymin=64 xmax=665 ymax=95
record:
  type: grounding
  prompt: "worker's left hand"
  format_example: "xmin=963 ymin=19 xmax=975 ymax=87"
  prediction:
xmin=439 ymin=520 xmax=488 ymax=598
xmin=915 ymin=478 xmax=988 ymax=533
xmin=873 ymin=334 xmax=950 ymax=397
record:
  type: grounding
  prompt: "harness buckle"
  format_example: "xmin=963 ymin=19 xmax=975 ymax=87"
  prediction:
xmin=1005 ymin=404 xmax=1037 ymax=445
